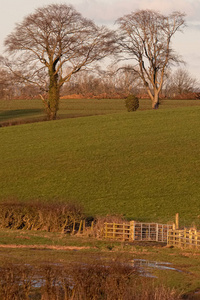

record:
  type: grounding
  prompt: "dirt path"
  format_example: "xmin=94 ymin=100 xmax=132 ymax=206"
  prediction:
xmin=0 ymin=244 xmax=91 ymax=250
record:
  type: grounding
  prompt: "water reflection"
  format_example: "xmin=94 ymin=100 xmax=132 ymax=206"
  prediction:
xmin=131 ymin=259 xmax=182 ymax=278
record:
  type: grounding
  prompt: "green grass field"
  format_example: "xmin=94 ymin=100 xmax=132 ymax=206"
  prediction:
xmin=1 ymin=98 xmax=200 ymax=125
xmin=1 ymin=99 xmax=200 ymax=227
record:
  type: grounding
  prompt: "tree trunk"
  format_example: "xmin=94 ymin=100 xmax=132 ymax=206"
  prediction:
xmin=152 ymin=89 xmax=159 ymax=109
xmin=47 ymin=70 xmax=60 ymax=120
xmin=146 ymin=87 xmax=160 ymax=109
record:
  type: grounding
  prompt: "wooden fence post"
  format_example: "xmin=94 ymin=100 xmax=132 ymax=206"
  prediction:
xmin=161 ymin=225 xmax=164 ymax=242
xmin=172 ymin=230 xmax=176 ymax=246
xmin=123 ymin=223 xmax=125 ymax=241
xmin=83 ymin=220 xmax=86 ymax=234
xmin=91 ymin=221 xmax=94 ymax=232
xmin=148 ymin=224 xmax=150 ymax=240
xmin=156 ymin=224 xmax=159 ymax=242
xmin=129 ymin=221 xmax=135 ymax=241
xmin=104 ymin=222 xmax=107 ymax=238
xmin=178 ymin=231 xmax=182 ymax=248
xmin=183 ymin=229 xmax=187 ymax=248
xmin=167 ymin=230 xmax=170 ymax=246
xmin=175 ymin=213 xmax=179 ymax=230
xmin=78 ymin=220 xmax=83 ymax=234
xmin=189 ymin=229 xmax=192 ymax=248
xmin=113 ymin=223 xmax=115 ymax=239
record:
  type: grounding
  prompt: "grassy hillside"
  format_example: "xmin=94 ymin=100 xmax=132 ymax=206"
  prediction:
xmin=1 ymin=98 xmax=200 ymax=125
xmin=1 ymin=106 xmax=200 ymax=227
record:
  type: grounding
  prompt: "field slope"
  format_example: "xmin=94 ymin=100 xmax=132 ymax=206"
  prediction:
xmin=1 ymin=106 xmax=200 ymax=227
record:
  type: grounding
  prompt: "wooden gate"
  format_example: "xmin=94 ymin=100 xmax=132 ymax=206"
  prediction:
xmin=104 ymin=221 xmax=173 ymax=243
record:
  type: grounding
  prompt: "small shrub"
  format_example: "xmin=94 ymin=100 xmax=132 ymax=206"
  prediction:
xmin=125 ymin=94 xmax=139 ymax=112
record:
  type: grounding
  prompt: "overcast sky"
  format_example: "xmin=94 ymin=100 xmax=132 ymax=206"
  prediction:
xmin=1 ymin=0 xmax=200 ymax=80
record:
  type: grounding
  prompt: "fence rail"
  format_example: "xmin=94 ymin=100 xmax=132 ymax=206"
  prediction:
xmin=104 ymin=222 xmax=173 ymax=243
xmin=167 ymin=229 xmax=200 ymax=249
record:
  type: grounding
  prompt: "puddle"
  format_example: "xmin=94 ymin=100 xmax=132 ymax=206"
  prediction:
xmin=131 ymin=259 xmax=182 ymax=277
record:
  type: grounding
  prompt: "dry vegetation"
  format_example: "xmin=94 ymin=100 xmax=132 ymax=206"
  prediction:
xmin=0 ymin=262 xmax=181 ymax=300
xmin=0 ymin=201 xmax=83 ymax=233
xmin=0 ymin=201 xmax=129 ymax=238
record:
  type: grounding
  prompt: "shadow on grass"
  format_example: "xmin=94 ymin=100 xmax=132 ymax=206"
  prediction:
xmin=0 ymin=109 xmax=43 ymax=122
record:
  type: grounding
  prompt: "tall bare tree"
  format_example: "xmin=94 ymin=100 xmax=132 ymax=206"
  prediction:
xmin=116 ymin=10 xmax=186 ymax=108
xmin=4 ymin=4 xmax=115 ymax=119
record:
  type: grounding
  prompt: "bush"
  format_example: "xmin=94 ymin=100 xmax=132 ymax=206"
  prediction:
xmin=125 ymin=94 xmax=139 ymax=112
xmin=0 ymin=200 xmax=84 ymax=233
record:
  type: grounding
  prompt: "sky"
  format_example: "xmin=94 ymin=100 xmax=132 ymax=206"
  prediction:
xmin=1 ymin=0 xmax=200 ymax=81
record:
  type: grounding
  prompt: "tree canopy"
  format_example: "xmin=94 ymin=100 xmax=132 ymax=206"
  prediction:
xmin=116 ymin=10 xmax=186 ymax=108
xmin=4 ymin=4 xmax=115 ymax=119
xmin=4 ymin=6 xmax=188 ymax=112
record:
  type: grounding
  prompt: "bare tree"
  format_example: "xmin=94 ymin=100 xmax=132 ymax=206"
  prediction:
xmin=113 ymin=65 xmax=143 ymax=96
xmin=0 ymin=57 xmax=15 ymax=99
xmin=61 ymin=65 xmax=142 ymax=98
xmin=116 ymin=10 xmax=186 ymax=108
xmin=166 ymin=68 xmax=199 ymax=97
xmin=4 ymin=4 xmax=115 ymax=119
xmin=0 ymin=70 xmax=10 ymax=99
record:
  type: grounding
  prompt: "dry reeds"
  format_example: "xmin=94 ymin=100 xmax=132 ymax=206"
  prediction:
xmin=0 ymin=262 xmax=181 ymax=300
xmin=0 ymin=264 xmax=34 ymax=300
